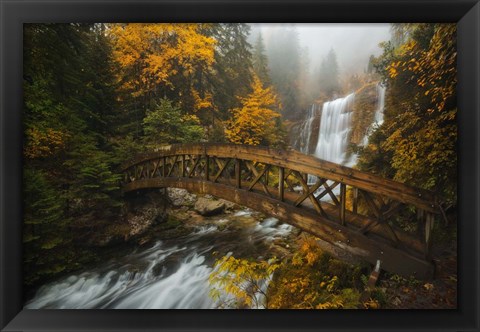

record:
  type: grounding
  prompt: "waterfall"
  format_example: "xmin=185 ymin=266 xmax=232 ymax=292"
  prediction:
xmin=297 ymin=104 xmax=318 ymax=154
xmin=295 ymin=82 xmax=385 ymax=186
xmin=294 ymin=93 xmax=354 ymax=186
xmin=314 ymin=93 xmax=355 ymax=165
xmin=361 ymin=83 xmax=386 ymax=146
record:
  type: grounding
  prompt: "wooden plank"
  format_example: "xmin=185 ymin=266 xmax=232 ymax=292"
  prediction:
xmin=212 ymin=158 xmax=229 ymax=183
xmin=293 ymin=171 xmax=326 ymax=217
xmin=206 ymin=155 xmax=210 ymax=181
xmin=187 ymin=155 xmax=200 ymax=178
xmin=322 ymin=181 xmax=340 ymax=205
xmin=235 ymin=158 xmax=241 ymax=189
xmin=151 ymin=160 xmax=160 ymax=178
xmin=120 ymin=143 xmax=437 ymax=213
xmin=181 ymin=155 xmax=186 ymax=177
xmin=162 ymin=157 xmax=166 ymax=177
xmin=123 ymin=178 xmax=435 ymax=280
xmin=340 ymin=183 xmax=346 ymax=225
xmin=293 ymin=178 xmax=324 ymax=207
xmin=279 ymin=167 xmax=285 ymax=202
xmin=166 ymin=155 xmax=178 ymax=177
xmin=353 ymin=187 xmax=359 ymax=214
xmin=245 ymin=161 xmax=271 ymax=196
xmin=361 ymin=190 xmax=381 ymax=219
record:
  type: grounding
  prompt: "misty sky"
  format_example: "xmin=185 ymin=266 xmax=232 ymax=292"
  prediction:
xmin=251 ymin=23 xmax=391 ymax=75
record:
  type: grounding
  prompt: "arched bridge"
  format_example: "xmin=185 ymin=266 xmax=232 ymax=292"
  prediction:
xmin=121 ymin=143 xmax=441 ymax=280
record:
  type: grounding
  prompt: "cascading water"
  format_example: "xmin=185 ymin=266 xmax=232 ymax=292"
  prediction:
xmin=314 ymin=93 xmax=355 ymax=166
xmin=295 ymin=93 xmax=355 ymax=186
xmin=361 ymin=83 xmax=386 ymax=146
xmin=24 ymin=210 xmax=293 ymax=309
xmin=296 ymin=104 xmax=319 ymax=154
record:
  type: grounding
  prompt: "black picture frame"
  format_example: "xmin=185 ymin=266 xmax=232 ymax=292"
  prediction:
xmin=1 ymin=0 xmax=479 ymax=331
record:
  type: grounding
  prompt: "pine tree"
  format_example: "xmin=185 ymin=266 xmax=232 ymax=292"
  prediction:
xmin=265 ymin=26 xmax=302 ymax=119
xmin=252 ymin=32 xmax=270 ymax=86
xmin=206 ymin=23 xmax=253 ymax=119
xmin=143 ymin=97 xmax=204 ymax=147
xmin=318 ymin=48 xmax=341 ymax=98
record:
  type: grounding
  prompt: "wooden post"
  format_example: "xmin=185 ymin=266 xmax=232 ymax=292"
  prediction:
xmin=353 ymin=187 xmax=358 ymax=214
xmin=279 ymin=167 xmax=285 ymax=202
xmin=206 ymin=155 xmax=210 ymax=181
xmin=235 ymin=158 xmax=241 ymax=188
xmin=424 ymin=212 xmax=435 ymax=259
xmin=162 ymin=157 xmax=166 ymax=177
xmin=181 ymin=155 xmax=186 ymax=178
xmin=340 ymin=183 xmax=346 ymax=225
xmin=417 ymin=208 xmax=425 ymax=239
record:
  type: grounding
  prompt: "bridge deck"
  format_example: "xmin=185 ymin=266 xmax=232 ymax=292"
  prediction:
xmin=121 ymin=143 xmax=441 ymax=280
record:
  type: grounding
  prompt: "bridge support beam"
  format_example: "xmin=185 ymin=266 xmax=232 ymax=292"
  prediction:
xmin=123 ymin=178 xmax=435 ymax=280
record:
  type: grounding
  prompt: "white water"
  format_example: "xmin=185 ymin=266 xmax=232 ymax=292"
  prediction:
xmin=314 ymin=93 xmax=355 ymax=166
xmin=297 ymin=104 xmax=319 ymax=154
xmin=25 ymin=210 xmax=292 ymax=309
xmin=295 ymin=93 xmax=355 ymax=188
xmin=296 ymin=83 xmax=386 ymax=189
xmin=361 ymin=83 xmax=386 ymax=146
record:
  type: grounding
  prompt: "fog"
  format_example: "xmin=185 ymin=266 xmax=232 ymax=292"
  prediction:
xmin=251 ymin=23 xmax=391 ymax=75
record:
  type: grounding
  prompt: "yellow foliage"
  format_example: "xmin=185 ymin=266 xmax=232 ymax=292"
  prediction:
xmin=209 ymin=255 xmax=280 ymax=308
xmin=224 ymin=74 xmax=282 ymax=146
xmin=24 ymin=127 xmax=68 ymax=159
xmin=192 ymin=89 xmax=214 ymax=112
xmin=363 ymin=298 xmax=380 ymax=309
xmin=109 ymin=23 xmax=216 ymax=97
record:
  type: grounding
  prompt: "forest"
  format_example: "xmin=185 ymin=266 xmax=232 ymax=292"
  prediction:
xmin=23 ymin=23 xmax=457 ymax=309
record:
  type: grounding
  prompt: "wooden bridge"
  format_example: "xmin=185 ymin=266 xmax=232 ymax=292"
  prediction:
xmin=121 ymin=143 xmax=441 ymax=280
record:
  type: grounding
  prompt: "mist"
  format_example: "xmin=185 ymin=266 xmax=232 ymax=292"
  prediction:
xmin=251 ymin=23 xmax=391 ymax=75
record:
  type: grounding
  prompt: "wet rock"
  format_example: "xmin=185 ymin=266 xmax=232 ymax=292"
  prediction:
xmin=194 ymin=197 xmax=225 ymax=216
xmin=167 ymin=188 xmax=197 ymax=207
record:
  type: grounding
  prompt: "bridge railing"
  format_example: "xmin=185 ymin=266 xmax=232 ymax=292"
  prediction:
xmin=121 ymin=143 xmax=440 ymax=262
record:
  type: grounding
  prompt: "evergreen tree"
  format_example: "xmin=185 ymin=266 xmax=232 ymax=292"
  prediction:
xmin=252 ymin=32 xmax=270 ymax=86
xmin=318 ymin=48 xmax=341 ymax=98
xmin=206 ymin=23 xmax=253 ymax=120
xmin=143 ymin=98 xmax=204 ymax=147
xmin=265 ymin=26 xmax=302 ymax=119
xmin=23 ymin=23 xmax=121 ymax=285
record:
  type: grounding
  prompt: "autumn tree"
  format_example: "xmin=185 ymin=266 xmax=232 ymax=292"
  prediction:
xmin=224 ymin=75 xmax=284 ymax=146
xmin=108 ymin=23 xmax=216 ymax=136
xmin=209 ymin=255 xmax=280 ymax=308
xmin=358 ymin=24 xmax=457 ymax=205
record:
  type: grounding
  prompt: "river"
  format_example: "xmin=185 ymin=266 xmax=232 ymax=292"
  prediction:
xmin=25 ymin=209 xmax=294 ymax=309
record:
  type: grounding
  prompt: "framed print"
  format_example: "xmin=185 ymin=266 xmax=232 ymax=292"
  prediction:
xmin=1 ymin=0 xmax=479 ymax=331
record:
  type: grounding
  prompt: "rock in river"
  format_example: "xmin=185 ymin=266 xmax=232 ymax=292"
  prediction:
xmin=194 ymin=197 xmax=225 ymax=216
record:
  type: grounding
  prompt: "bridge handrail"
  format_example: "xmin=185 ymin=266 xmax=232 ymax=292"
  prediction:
xmin=121 ymin=143 xmax=439 ymax=213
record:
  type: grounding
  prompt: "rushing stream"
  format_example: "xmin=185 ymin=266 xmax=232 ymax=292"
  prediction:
xmin=25 ymin=209 xmax=294 ymax=309
xmin=26 ymin=84 xmax=386 ymax=310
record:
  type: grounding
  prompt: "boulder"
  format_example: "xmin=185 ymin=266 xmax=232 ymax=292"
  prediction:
xmin=194 ymin=197 xmax=225 ymax=216
xmin=167 ymin=188 xmax=197 ymax=207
